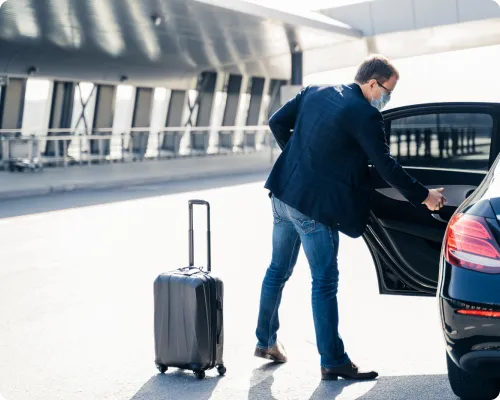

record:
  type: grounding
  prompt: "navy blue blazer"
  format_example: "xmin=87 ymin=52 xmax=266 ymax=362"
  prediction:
xmin=264 ymin=83 xmax=429 ymax=238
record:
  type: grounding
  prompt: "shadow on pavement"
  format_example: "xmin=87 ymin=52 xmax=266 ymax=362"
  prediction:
xmin=130 ymin=369 xmax=223 ymax=400
xmin=245 ymin=368 xmax=456 ymax=400
xmin=308 ymin=380 xmax=358 ymax=399
xmin=248 ymin=363 xmax=283 ymax=400
xmin=308 ymin=374 xmax=456 ymax=400
xmin=357 ymin=374 xmax=455 ymax=400
xmin=0 ymin=171 xmax=268 ymax=219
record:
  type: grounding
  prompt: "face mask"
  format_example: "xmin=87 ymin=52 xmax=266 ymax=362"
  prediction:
xmin=370 ymin=91 xmax=390 ymax=111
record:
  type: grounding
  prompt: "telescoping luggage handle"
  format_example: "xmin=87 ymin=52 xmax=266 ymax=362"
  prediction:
xmin=188 ymin=200 xmax=211 ymax=273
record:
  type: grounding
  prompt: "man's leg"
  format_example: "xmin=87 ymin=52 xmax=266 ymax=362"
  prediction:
xmin=286 ymin=208 xmax=349 ymax=368
xmin=286 ymin=205 xmax=378 ymax=380
xmin=308 ymin=227 xmax=349 ymax=367
xmin=255 ymin=196 xmax=301 ymax=360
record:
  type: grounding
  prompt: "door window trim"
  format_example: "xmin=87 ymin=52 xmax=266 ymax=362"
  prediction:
xmin=382 ymin=102 xmax=500 ymax=170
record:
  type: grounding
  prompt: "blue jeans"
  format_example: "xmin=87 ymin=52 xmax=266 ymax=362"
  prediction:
xmin=255 ymin=195 xmax=350 ymax=368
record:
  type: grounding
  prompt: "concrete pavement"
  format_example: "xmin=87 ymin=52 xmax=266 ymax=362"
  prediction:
xmin=0 ymin=175 xmax=480 ymax=400
xmin=0 ymin=151 xmax=273 ymax=200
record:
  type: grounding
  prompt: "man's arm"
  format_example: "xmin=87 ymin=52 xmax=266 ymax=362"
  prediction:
xmin=268 ymin=88 xmax=305 ymax=150
xmin=350 ymin=107 xmax=429 ymax=207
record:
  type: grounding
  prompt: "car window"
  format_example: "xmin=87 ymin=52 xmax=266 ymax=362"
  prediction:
xmin=388 ymin=112 xmax=493 ymax=171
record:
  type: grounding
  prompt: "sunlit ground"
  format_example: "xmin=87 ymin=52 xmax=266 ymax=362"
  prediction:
xmin=0 ymin=177 xmax=473 ymax=399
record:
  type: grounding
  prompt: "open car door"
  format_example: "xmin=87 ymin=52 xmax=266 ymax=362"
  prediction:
xmin=365 ymin=102 xmax=500 ymax=296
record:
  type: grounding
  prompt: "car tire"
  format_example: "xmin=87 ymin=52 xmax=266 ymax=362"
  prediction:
xmin=447 ymin=353 xmax=499 ymax=400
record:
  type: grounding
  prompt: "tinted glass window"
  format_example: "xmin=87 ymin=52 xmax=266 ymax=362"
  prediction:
xmin=388 ymin=112 xmax=493 ymax=171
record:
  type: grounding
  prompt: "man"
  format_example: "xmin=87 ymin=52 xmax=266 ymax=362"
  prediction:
xmin=254 ymin=55 xmax=446 ymax=380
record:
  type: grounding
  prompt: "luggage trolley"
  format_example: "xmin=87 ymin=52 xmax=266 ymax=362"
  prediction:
xmin=3 ymin=134 xmax=43 ymax=172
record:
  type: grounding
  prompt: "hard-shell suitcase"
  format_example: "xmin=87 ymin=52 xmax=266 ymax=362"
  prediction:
xmin=153 ymin=199 xmax=225 ymax=380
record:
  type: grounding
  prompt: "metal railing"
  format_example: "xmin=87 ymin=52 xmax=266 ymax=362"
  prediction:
xmin=0 ymin=125 xmax=278 ymax=170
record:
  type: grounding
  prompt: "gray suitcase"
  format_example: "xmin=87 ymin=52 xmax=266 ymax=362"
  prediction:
xmin=153 ymin=200 xmax=225 ymax=380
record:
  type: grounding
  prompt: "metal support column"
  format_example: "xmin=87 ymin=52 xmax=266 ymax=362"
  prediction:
xmin=130 ymin=87 xmax=154 ymax=160
xmin=243 ymin=77 xmax=265 ymax=151
xmin=0 ymin=78 xmax=27 ymax=130
xmin=267 ymin=79 xmax=288 ymax=164
xmin=267 ymin=79 xmax=287 ymax=120
xmin=45 ymin=81 xmax=75 ymax=157
xmin=268 ymin=52 xmax=303 ymax=163
xmin=162 ymin=90 xmax=186 ymax=156
xmin=90 ymin=84 xmax=116 ymax=157
xmin=219 ymin=74 xmax=243 ymax=152
xmin=0 ymin=78 xmax=27 ymax=163
xmin=291 ymin=51 xmax=303 ymax=86
xmin=192 ymin=71 xmax=217 ymax=154
xmin=279 ymin=51 xmax=303 ymax=108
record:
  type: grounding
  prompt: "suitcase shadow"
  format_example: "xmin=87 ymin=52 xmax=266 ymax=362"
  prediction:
xmin=130 ymin=369 xmax=222 ymax=400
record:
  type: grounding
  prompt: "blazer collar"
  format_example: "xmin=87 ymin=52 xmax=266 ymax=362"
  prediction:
xmin=346 ymin=82 xmax=364 ymax=98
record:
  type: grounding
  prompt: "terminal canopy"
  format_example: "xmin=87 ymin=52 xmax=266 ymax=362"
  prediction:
xmin=0 ymin=0 xmax=499 ymax=89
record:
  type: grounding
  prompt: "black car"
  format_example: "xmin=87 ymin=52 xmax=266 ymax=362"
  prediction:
xmin=365 ymin=102 xmax=500 ymax=400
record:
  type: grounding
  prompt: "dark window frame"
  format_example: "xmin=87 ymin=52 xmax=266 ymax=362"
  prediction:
xmin=383 ymin=106 xmax=497 ymax=172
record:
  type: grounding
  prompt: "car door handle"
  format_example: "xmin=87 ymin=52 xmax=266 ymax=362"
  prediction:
xmin=431 ymin=213 xmax=449 ymax=224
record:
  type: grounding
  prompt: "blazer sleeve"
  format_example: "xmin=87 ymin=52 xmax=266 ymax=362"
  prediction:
xmin=268 ymin=87 xmax=306 ymax=150
xmin=349 ymin=106 xmax=429 ymax=207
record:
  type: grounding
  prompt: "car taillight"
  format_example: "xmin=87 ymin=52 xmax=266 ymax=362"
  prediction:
xmin=445 ymin=213 xmax=500 ymax=273
xmin=457 ymin=310 xmax=500 ymax=318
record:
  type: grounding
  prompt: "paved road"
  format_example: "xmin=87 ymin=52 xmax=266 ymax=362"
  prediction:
xmin=0 ymin=150 xmax=273 ymax=201
xmin=0 ymin=174 xmax=482 ymax=399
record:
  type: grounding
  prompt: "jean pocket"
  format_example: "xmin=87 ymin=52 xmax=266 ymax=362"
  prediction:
xmin=292 ymin=218 xmax=315 ymax=234
xmin=271 ymin=197 xmax=282 ymax=224
xmin=289 ymin=209 xmax=316 ymax=234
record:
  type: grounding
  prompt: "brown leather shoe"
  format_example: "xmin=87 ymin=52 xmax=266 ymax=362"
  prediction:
xmin=254 ymin=341 xmax=288 ymax=363
xmin=321 ymin=362 xmax=378 ymax=381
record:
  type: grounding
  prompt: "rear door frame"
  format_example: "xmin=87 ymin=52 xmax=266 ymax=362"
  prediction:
xmin=383 ymin=102 xmax=500 ymax=167
xmin=365 ymin=102 xmax=500 ymax=296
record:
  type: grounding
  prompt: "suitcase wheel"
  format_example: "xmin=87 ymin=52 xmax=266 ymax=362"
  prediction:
xmin=217 ymin=365 xmax=227 ymax=376
xmin=156 ymin=363 xmax=168 ymax=374
xmin=194 ymin=370 xmax=205 ymax=380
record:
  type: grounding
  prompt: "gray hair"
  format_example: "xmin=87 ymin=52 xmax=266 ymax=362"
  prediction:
xmin=354 ymin=54 xmax=399 ymax=84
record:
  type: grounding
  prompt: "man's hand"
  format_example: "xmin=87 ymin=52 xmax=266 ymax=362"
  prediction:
xmin=422 ymin=188 xmax=447 ymax=211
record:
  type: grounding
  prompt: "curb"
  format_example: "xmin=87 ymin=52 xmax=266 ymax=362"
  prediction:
xmin=0 ymin=166 xmax=272 ymax=201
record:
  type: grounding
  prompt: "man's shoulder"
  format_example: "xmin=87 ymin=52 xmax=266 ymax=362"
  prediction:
xmin=303 ymin=83 xmax=347 ymax=95
xmin=344 ymin=93 xmax=382 ymax=121
xmin=301 ymin=84 xmax=356 ymax=105
xmin=300 ymin=83 xmax=381 ymax=118
xmin=301 ymin=84 xmax=329 ymax=96
xmin=340 ymin=94 xmax=383 ymax=134
xmin=351 ymin=99 xmax=382 ymax=117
